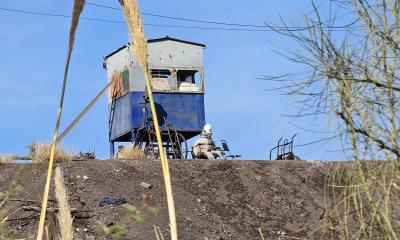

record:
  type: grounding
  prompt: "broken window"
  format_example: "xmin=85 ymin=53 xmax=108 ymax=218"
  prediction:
xmin=150 ymin=69 xmax=174 ymax=91
xmin=177 ymin=70 xmax=201 ymax=92
xmin=120 ymin=69 xmax=130 ymax=94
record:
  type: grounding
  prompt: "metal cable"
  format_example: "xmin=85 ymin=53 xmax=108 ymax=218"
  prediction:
xmin=57 ymin=78 xmax=116 ymax=142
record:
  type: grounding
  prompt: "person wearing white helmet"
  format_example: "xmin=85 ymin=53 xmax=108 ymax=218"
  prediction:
xmin=192 ymin=124 xmax=225 ymax=160
xmin=201 ymin=124 xmax=212 ymax=138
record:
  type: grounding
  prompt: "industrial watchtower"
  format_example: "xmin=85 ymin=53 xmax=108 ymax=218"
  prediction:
xmin=104 ymin=36 xmax=206 ymax=158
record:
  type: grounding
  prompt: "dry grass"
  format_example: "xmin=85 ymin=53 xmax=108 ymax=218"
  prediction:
xmin=0 ymin=155 xmax=14 ymax=164
xmin=0 ymin=181 xmax=22 ymax=240
xmin=36 ymin=1 xmax=86 ymax=239
xmin=64 ymin=0 xmax=85 ymax=74
xmin=117 ymin=146 xmax=143 ymax=160
xmin=119 ymin=0 xmax=148 ymax=69
xmin=154 ymin=226 xmax=164 ymax=240
xmin=29 ymin=143 xmax=74 ymax=163
xmin=321 ymin=161 xmax=400 ymax=239
xmin=54 ymin=167 xmax=73 ymax=240
xmin=120 ymin=1 xmax=177 ymax=239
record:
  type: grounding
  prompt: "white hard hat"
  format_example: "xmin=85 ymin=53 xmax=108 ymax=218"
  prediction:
xmin=203 ymin=124 xmax=212 ymax=134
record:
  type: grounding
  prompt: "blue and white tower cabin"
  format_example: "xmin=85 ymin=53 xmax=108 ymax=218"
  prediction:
xmin=104 ymin=36 xmax=206 ymax=157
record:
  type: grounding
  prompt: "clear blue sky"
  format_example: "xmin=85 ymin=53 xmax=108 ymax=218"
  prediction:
xmin=0 ymin=0 xmax=345 ymax=160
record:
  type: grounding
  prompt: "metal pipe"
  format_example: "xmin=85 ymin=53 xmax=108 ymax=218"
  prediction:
xmin=110 ymin=141 xmax=115 ymax=158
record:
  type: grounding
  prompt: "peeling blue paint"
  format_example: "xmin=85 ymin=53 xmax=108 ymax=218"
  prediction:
xmin=110 ymin=91 xmax=205 ymax=142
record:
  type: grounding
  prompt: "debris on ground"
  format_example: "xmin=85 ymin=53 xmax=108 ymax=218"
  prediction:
xmin=0 ymin=160 xmax=331 ymax=239
xmin=140 ymin=182 xmax=152 ymax=189
xmin=98 ymin=197 xmax=128 ymax=207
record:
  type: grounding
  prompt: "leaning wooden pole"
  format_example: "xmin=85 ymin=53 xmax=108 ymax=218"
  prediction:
xmin=119 ymin=0 xmax=178 ymax=239
xmin=36 ymin=1 xmax=85 ymax=239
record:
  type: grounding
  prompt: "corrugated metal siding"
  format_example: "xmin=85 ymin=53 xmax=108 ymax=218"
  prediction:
xmin=110 ymin=91 xmax=205 ymax=141
xmin=147 ymin=41 xmax=203 ymax=68
xmin=109 ymin=93 xmax=132 ymax=140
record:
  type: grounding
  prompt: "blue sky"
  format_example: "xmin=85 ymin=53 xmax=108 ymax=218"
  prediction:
xmin=0 ymin=0 xmax=345 ymax=160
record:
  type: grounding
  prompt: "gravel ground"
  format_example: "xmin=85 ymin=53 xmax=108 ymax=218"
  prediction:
xmin=0 ymin=160 xmax=329 ymax=239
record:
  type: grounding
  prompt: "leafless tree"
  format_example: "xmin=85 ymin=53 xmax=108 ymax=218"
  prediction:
xmin=264 ymin=1 xmax=400 ymax=238
xmin=265 ymin=0 xmax=400 ymax=163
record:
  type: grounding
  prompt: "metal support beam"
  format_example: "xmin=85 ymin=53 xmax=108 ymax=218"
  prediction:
xmin=110 ymin=141 xmax=115 ymax=158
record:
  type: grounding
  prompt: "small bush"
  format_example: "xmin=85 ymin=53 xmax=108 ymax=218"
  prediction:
xmin=0 ymin=155 xmax=13 ymax=164
xmin=28 ymin=142 xmax=74 ymax=163
xmin=97 ymin=222 xmax=125 ymax=239
xmin=117 ymin=146 xmax=143 ymax=160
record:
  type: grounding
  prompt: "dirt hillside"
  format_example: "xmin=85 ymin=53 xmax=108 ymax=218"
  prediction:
xmin=0 ymin=160 xmax=329 ymax=239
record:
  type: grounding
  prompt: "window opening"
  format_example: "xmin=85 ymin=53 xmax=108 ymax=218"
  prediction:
xmin=150 ymin=69 xmax=174 ymax=91
xmin=177 ymin=70 xmax=201 ymax=92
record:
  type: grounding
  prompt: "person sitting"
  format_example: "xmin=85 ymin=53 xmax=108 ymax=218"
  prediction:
xmin=192 ymin=124 xmax=225 ymax=160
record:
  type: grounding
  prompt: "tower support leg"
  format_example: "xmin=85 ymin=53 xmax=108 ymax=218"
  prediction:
xmin=110 ymin=141 xmax=115 ymax=158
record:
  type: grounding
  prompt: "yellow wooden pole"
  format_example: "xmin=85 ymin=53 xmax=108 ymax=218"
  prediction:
xmin=36 ymin=1 xmax=85 ymax=239
xmin=143 ymin=69 xmax=178 ymax=239
xmin=119 ymin=0 xmax=178 ymax=238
